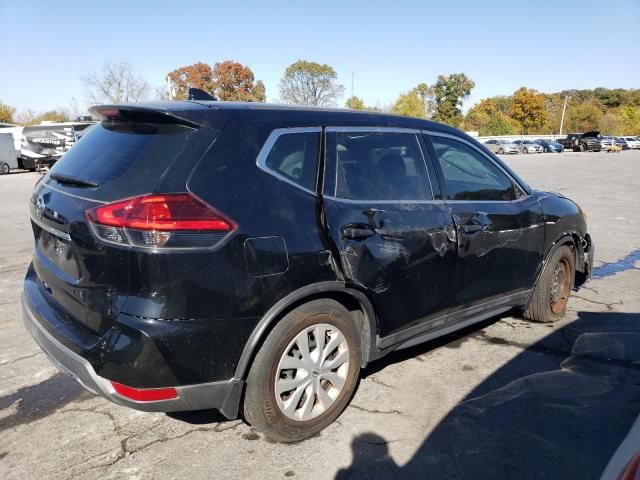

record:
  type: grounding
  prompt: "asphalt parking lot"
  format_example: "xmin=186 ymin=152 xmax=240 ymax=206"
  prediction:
xmin=1 ymin=150 xmax=639 ymax=480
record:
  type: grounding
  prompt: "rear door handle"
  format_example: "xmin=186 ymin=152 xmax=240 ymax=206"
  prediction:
xmin=459 ymin=223 xmax=484 ymax=234
xmin=342 ymin=225 xmax=375 ymax=240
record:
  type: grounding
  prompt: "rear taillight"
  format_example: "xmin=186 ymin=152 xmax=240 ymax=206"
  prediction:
xmin=620 ymin=452 xmax=640 ymax=480
xmin=86 ymin=193 xmax=236 ymax=249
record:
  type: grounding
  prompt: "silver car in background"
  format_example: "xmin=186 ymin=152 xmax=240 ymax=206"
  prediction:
xmin=513 ymin=140 xmax=543 ymax=153
xmin=484 ymin=139 xmax=519 ymax=154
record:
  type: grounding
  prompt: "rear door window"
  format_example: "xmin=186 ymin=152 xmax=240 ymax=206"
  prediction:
xmin=328 ymin=131 xmax=432 ymax=201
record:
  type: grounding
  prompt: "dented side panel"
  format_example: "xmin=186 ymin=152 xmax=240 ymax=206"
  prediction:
xmin=446 ymin=197 xmax=546 ymax=306
xmin=323 ymin=200 xmax=458 ymax=337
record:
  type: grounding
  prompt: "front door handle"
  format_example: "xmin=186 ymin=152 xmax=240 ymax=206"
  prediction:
xmin=342 ymin=224 xmax=375 ymax=240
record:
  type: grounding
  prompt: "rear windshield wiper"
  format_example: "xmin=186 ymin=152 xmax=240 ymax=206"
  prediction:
xmin=50 ymin=173 xmax=99 ymax=188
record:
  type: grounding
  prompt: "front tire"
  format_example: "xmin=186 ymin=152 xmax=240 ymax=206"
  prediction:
xmin=523 ymin=245 xmax=575 ymax=323
xmin=523 ymin=148 xmax=528 ymax=154
xmin=243 ymin=299 xmax=362 ymax=442
xmin=498 ymin=148 xmax=504 ymax=155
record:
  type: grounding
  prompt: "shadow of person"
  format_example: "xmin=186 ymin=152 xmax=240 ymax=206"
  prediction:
xmin=336 ymin=311 xmax=640 ymax=480
xmin=336 ymin=433 xmax=402 ymax=479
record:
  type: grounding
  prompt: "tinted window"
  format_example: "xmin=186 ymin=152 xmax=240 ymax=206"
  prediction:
xmin=47 ymin=120 xmax=217 ymax=202
xmin=431 ymin=136 xmax=517 ymax=201
xmin=51 ymin=121 xmax=198 ymax=184
xmin=333 ymin=131 xmax=431 ymax=201
xmin=264 ymin=131 xmax=320 ymax=191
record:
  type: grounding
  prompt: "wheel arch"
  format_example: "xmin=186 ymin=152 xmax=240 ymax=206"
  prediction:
xmin=531 ymin=234 xmax=578 ymax=300
xmin=233 ymin=281 xmax=378 ymax=380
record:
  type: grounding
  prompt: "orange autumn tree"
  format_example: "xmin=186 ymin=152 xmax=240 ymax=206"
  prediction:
xmin=167 ymin=61 xmax=265 ymax=102
xmin=167 ymin=62 xmax=215 ymax=100
xmin=213 ymin=61 xmax=266 ymax=102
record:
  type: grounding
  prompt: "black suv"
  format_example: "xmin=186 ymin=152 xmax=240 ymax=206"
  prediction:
xmin=23 ymin=102 xmax=594 ymax=442
xmin=557 ymin=131 xmax=602 ymax=152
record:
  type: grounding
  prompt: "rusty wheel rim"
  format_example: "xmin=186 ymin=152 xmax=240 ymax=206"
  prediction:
xmin=550 ymin=258 xmax=571 ymax=314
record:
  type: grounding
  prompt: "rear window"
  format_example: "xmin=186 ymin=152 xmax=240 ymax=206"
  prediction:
xmin=48 ymin=120 xmax=215 ymax=200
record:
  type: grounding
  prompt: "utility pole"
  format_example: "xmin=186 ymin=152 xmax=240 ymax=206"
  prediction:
xmin=559 ymin=95 xmax=570 ymax=136
xmin=351 ymin=70 xmax=354 ymax=98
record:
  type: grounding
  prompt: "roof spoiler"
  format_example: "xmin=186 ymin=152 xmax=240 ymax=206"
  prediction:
xmin=89 ymin=105 xmax=201 ymax=129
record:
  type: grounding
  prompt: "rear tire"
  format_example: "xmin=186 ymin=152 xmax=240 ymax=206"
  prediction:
xmin=579 ymin=144 xmax=586 ymax=152
xmin=523 ymin=245 xmax=575 ymax=323
xmin=243 ymin=299 xmax=361 ymax=442
xmin=498 ymin=148 xmax=504 ymax=155
xmin=0 ymin=163 xmax=9 ymax=175
xmin=523 ymin=148 xmax=528 ymax=154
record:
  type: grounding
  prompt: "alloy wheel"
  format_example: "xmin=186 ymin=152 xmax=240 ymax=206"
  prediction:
xmin=275 ymin=323 xmax=350 ymax=421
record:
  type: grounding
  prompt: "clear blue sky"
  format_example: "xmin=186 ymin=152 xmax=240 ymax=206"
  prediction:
xmin=1 ymin=0 xmax=639 ymax=116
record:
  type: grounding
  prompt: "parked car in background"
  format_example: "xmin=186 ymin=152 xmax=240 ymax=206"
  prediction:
xmin=484 ymin=139 xmax=519 ymax=154
xmin=600 ymin=136 xmax=615 ymax=149
xmin=615 ymin=137 xmax=630 ymax=150
xmin=534 ymin=139 xmax=564 ymax=153
xmin=619 ymin=136 xmax=640 ymax=149
xmin=22 ymin=101 xmax=594 ymax=442
xmin=513 ymin=140 xmax=543 ymax=154
xmin=556 ymin=131 xmax=601 ymax=152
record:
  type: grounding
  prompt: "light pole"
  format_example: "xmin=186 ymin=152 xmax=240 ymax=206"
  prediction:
xmin=559 ymin=95 xmax=570 ymax=137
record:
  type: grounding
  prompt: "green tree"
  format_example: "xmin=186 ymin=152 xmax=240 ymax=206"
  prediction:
xmin=600 ymin=112 xmax=620 ymax=135
xmin=392 ymin=90 xmax=424 ymax=118
xmin=167 ymin=62 xmax=215 ymax=100
xmin=391 ymin=83 xmax=435 ymax=119
xmin=345 ymin=96 xmax=366 ymax=110
xmin=0 ymin=101 xmax=16 ymax=123
xmin=617 ymin=106 xmax=640 ymax=135
xmin=511 ymin=87 xmax=548 ymax=134
xmin=279 ymin=60 xmax=344 ymax=106
xmin=463 ymin=99 xmax=514 ymax=135
xmin=483 ymin=113 xmax=515 ymax=136
xmin=18 ymin=109 xmax=70 ymax=125
xmin=212 ymin=61 xmax=266 ymax=102
xmin=566 ymin=103 xmax=604 ymax=132
xmin=463 ymin=99 xmax=496 ymax=129
xmin=432 ymin=73 xmax=475 ymax=127
xmin=36 ymin=110 xmax=69 ymax=123
xmin=489 ymin=96 xmax=513 ymax=114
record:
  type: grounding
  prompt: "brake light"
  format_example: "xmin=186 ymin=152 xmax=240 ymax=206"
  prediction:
xmin=620 ymin=452 xmax=640 ymax=480
xmin=111 ymin=381 xmax=178 ymax=402
xmin=86 ymin=193 xmax=236 ymax=249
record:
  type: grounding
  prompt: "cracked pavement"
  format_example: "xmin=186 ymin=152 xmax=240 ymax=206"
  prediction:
xmin=1 ymin=150 xmax=640 ymax=479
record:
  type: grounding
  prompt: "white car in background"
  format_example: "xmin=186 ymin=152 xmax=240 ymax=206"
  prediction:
xmin=619 ymin=136 xmax=640 ymax=149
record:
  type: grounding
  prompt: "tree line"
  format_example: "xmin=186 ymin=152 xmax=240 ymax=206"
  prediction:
xmin=463 ymin=87 xmax=640 ymax=136
xmin=1 ymin=59 xmax=638 ymax=135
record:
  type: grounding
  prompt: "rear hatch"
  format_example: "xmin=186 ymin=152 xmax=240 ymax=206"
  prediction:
xmin=29 ymin=104 xmax=226 ymax=336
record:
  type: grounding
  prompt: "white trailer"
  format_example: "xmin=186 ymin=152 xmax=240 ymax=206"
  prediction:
xmin=0 ymin=132 xmax=18 ymax=174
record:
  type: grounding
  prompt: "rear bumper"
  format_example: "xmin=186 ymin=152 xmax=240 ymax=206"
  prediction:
xmin=22 ymin=292 xmax=243 ymax=418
